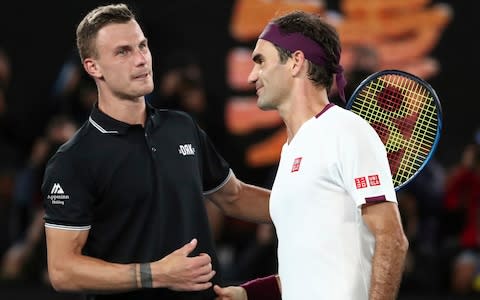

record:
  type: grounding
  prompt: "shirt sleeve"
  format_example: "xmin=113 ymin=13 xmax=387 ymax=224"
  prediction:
xmin=195 ymin=126 xmax=231 ymax=195
xmin=42 ymin=152 xmax=94 ymax=230
xmin=338 ymin=117 xmax=397 ymax=207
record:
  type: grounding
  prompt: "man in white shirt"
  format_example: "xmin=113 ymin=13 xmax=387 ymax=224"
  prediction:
xmin=214 ymin=10 xmax=408 ymax=300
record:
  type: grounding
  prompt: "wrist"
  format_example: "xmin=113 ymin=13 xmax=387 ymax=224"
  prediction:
xmin=136 ymin=263 xmax=153 ymax=288
xmin=240 ymin=275 xmax=281 ymax=300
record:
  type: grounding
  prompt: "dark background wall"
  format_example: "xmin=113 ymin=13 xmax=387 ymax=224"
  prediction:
xmin=0 ymin=0 xmax=478 ymax=169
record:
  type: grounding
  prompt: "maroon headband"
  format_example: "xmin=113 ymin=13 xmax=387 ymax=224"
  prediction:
xmin=259 ymin=22 xmax=346 ymax=101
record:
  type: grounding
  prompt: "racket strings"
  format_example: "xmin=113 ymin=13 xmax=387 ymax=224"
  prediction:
xmin=350 ymin=75 xmax=439 ymax=187
xmin=394 ymin=77 xmax=435 ymax=183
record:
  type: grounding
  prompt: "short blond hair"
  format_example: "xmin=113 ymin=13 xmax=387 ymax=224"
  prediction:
xmin=76 ymin=3 xmax=135 ymax=61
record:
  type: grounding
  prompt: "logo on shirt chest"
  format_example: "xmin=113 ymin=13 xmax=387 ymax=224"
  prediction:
xmin=178 ymin=144 xmax=195 ymax=156
xmin=291 ymin=157 xmax=302 ymax=172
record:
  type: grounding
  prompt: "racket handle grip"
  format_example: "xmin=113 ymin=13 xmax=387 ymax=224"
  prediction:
xmin=241 ymin=275 xmax=281 ymax=300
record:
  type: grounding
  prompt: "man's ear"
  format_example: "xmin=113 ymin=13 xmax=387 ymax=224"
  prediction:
xmin=291 ymin=50 xmax=307 ymax=76
xmin=83 ymin=58 xmax=102 ymax=79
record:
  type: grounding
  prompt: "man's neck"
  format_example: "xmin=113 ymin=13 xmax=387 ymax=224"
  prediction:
xmin=98 ymin=96 xmax=147 ymax=126
xmin=280 ymin=86 xmax=329 ymax=143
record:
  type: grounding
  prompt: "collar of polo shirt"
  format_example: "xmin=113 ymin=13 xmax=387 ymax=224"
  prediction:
xmin=89 ymin=101 xmax=159 ymax=135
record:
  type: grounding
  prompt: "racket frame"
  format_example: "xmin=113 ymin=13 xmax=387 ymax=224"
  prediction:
xmin=345 ymin=69 xmax=443 ymax=191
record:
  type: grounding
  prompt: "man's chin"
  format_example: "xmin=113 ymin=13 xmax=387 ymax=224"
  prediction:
xmin=257 ymin=100 xmax=275 ymax=111
xmin=136 ymin=84 xmax=154 ymax=97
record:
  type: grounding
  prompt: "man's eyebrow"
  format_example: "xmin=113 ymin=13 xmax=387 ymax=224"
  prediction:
xmin=114 ymin=44 xmax=131 ymax=52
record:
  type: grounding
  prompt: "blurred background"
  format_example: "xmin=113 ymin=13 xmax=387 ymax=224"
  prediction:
xmin=0 ymin=0 xmax=479 ymax=299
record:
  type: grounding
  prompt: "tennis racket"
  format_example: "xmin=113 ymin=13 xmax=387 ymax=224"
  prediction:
xmin=345 ymin=69 xmax=443 ymax=191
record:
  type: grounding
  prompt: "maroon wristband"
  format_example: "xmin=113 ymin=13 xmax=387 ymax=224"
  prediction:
xmin=240 ymin=275 xmax=281 ymax=300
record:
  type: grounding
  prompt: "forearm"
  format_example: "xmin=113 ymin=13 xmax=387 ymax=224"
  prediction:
xmin=232 ymin=182 xmax=271 ymax=223
xmin=208 ymin=178 xmax=271 ymax=224
xmin=49 ymin=254 xmax=147 ymax=293
xmin=369 ymin=233 xmax=409 ymax=300
xmin=47 ymin=227 xmax=214 ymax=294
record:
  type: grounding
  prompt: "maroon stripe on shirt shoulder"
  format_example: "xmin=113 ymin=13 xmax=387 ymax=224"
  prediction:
xmin=315 ymin=103 xmax=335 ymax=118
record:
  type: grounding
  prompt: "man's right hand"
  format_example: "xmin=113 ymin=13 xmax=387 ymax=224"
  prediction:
xmin=214 ymin=284 xmax=247 ymax=300
xmin=151 ymin=238 xmax=215 ymax=291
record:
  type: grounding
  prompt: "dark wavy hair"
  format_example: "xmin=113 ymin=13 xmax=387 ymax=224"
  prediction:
xmin=271 ymin=11 xmax=342 ymax=92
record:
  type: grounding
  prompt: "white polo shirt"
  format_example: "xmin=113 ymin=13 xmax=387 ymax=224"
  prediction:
xmin=270 ymin=104 xmax=397 ymax=300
